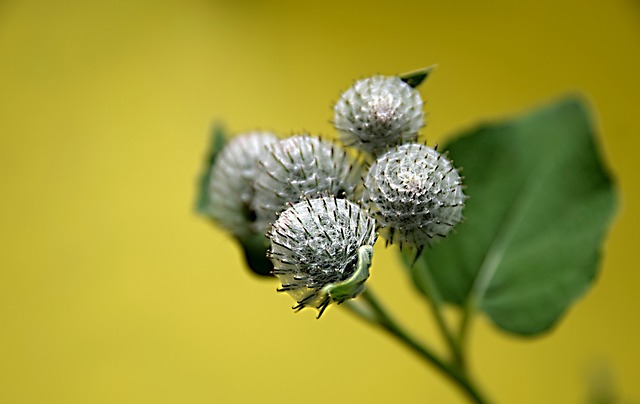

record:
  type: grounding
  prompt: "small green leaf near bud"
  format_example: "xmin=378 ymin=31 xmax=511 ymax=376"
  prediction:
xmin=324 ymin=245 xmax=374 ymax=303
xmin=196 ymin=123 xmax=227 ymax=217
xmin=399 ymin=65 xmax=436 ymax=88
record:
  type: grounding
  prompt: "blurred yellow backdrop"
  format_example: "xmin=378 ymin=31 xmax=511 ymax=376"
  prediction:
xmin=0 ymin=0 xmax=638 ymax=402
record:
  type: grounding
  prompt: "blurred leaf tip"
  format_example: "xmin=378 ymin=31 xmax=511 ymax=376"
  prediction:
xmin=195 ymin=123 xmax=227 ymax=217
xmin=399 ymin=65 xmax=437 ymax=88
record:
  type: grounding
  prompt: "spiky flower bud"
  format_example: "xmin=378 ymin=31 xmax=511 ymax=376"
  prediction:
xmin=208 ymin=132 xmax=277 ymax=239
xmin=334 ymin=75 xmax=424 ymax=155
xmin=267 ymin=197 xmax=377 ymax=318
xmin=252 ymin=135 xmax=362 ymax=234
xmin=363 ymin=143 xmax=465 ymax=250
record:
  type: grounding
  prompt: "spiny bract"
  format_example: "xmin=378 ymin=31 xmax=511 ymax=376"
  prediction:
xmin=363 ymin=143 xmax=465 ymax=249
xmin=267 ymin=197 xmax=377 ymax=317
xmin=334 ymin=75 xmax=424 ymax=156
xmin=251 ymin=135 xmax=362 ymax=234
xmin=208 ymin=131 xmax=277 ymax=239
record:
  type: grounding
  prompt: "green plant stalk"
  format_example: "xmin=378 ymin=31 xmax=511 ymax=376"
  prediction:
xmin=458 ymin=302 xmax=474 ymax=359
xmin=410 ymin=260 xmax=465 ymax=369
xmin=345 ymin=289 xmax=490 ymax=404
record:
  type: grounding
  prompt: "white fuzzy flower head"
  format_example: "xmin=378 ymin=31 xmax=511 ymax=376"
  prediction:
xmin=363 ymin=143 xmax=465 ymax=250
xmin=208 ymin=132 xmax=277 ymax=239
xmin=252 ymin=135 xmax=362 ymax=234
xmin=267 ymin=197 xmax=377 ymax=318
xmin=334 ymin=75 xmax=424 ymax=156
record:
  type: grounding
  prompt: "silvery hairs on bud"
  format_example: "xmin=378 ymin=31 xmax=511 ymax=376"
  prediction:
xmin=267 ymin=197 xmax=377 ymax=318
xmin=363 ymin=143 xmax=465 ymax=250
xmin=251 ymin=135 xmax=362 ymax=234
xmin=208 ymin=131 xmax=277 ymax=239
xmin=334 ymin=75 xmax=424 ymax=156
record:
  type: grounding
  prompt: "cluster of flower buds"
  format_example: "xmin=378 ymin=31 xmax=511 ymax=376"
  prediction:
xmin=204 ymin=69 xmax=466 ymax=317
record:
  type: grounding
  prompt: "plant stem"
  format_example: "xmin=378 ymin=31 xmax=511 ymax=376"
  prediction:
xmin=345 ymin=289 xmax=490 ymax=404
xmin=411 ymin=259 xmax=465 ymax=369
xmin=458 ymin=301 xmax=474 ymax=358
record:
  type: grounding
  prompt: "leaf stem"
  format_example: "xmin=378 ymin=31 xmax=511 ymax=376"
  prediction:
xmin=345 ymin=288 xmax=490 ymax=404
xmin=411 ymin=259 xmax=465 ymax=369
xmin=458 ymin=299 xmax=474 ymax=352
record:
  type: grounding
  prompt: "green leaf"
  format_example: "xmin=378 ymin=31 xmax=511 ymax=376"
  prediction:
xmin=399 ymin=65 xmax=436 ymax=88
xmin=325 ymin=245 xmax=373 ymax=302
xmin=412 ymin=97 xmax=617 ymax=335
xmin=195 ymin=123 xmax=227 ymax=217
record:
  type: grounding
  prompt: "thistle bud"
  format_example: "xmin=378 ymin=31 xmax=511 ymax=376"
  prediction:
xmin=252 ymin=135 xmax=362 ymax=234
xmin=363 ymin=143 xmax=465 ymax=250
xmin=267 ymin=197 xmax=377 ymax=318
xmin=208 ymin=132 xmax=277 ymax=239
xmin=334 ymin=75 xmax=424 ymax=155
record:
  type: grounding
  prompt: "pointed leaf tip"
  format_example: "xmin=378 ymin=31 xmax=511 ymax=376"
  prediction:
xmin=399 ymin=65 xmax=436 ymax=88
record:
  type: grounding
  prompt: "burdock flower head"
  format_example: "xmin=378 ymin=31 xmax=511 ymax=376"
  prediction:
xmin=334 ymin=75 xmax=424 ymax=156
xmin=251 ymin=135 xmax=362 ymax=234
xmin=267 ymin=197 xmax=377 ymax=318
xmin=363 ymin=143 xmax=465 ymax=251
xmin=207 ymin=131 xmax=277 ymax=239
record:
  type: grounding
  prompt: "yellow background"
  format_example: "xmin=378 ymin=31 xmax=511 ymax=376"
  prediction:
xmin=1 ymin=0 xmax=638 ymax=402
